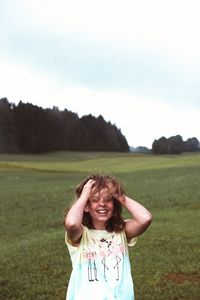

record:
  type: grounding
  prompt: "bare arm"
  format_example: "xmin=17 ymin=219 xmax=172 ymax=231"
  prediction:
xmin=117 ymin=195 xmax=152 ymax=240
xmin=65 ymin=179 xmax=95 ymax=243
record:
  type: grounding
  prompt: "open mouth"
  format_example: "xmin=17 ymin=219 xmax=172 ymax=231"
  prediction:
xmin=96 ymin=209 xmax=108 ymax=215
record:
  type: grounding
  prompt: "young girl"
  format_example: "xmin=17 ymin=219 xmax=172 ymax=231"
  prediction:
xmin=64 ymin=174 xmax=152 ymax=300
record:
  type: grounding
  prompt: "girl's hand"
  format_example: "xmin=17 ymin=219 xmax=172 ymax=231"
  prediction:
xmin=80 ymin=179 xmax=95 ymax=199
xmin=113 ymin=193 xmax=125 ymax=204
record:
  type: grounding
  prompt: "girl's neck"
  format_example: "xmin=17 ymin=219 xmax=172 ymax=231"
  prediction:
xmin=92 ymin=221 xmax=106 ymax=230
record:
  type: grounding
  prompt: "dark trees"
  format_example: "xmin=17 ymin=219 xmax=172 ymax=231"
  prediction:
xmin=0 ymin=98 xmax=129 ymax=153
xmin=0 ymin=98 xmax=18 ymax=152
xmin=152 ymin=135 xmax=200 ymax=154
xmin=184 ymin=137 xmax=200 ymax=152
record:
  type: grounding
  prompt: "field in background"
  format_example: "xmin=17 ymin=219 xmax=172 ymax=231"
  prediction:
xmin=0 ymin=152 xmax=200 ymax=300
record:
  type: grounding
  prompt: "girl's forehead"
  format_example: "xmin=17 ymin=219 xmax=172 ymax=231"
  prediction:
xmin=92 ymin=187 xmax=111 ymax=197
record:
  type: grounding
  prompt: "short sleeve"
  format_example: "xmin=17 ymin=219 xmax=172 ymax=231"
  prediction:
xmin=124 ymin=219 xmax=137 ymax=247
xmin=65 ymin=224 xmax=85 ymax=247
xmin=127 ymin=236 xmax=137 ymax=247
xmin=65 ymin=230 xmax=82 ymax=267
xmin=65 ymin=230 xmax=78 ymax=252
xmin=65 ymin=230 xmax=77 ymax=247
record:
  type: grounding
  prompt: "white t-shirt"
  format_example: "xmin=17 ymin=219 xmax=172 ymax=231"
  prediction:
xmin=65 ymin=226 xmax=137 ymax=300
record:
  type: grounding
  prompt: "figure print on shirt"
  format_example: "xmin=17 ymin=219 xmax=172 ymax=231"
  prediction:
xmin=83 ymin=233 xmax=125 ymax=283
xmin=88 ymin=259 xmax=98 ymax=281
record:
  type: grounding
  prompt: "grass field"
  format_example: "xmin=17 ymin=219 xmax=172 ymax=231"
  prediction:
xmin=0 ymin=152 xmax=200 ymax=300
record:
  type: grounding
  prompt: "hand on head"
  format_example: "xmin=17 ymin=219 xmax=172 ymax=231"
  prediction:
xmin=81 ymin=179 xmax=95 ymax=199
xmin=113 ymin=193 xmax=125 ymax=204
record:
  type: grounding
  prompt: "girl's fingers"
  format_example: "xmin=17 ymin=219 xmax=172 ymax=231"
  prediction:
xmin=85 ymin=179 xmax=95 ymax=187
xmin=81 ymin=179 xmax=95 ymax=197
xmin=113 ymin=193 xmax=125 ymax=202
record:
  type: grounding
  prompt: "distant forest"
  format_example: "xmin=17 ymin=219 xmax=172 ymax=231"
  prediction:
xmin=152 ymin=135 xmax=200 ymax=154
xmin=1 ymin=98 xmax=199 ymax=155
xmin=0 ymin=98 xmax=129 ymax=153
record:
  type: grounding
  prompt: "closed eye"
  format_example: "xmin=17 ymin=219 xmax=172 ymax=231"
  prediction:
xmin=104 ymin=198 xmax=113 ymax=203
xmin=90 ymin=197 xmax=99 ymax=203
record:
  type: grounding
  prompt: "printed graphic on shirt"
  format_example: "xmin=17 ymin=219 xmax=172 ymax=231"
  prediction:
xmin=82 ymin=234 xmax=125 ymax=282
xmin=66 ymin=229 xmax=135 ymax=300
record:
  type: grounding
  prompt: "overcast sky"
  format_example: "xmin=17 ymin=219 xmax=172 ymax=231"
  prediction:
xmin=1 ymin=0 xmax=200 ymax=148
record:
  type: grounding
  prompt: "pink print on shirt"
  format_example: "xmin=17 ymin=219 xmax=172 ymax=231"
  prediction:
xmin=82 ymin=235 xmax=125 ymax=282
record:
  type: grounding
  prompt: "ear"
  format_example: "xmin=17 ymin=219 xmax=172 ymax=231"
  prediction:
xmin=84 ymin=204 xmax=89 ymax=212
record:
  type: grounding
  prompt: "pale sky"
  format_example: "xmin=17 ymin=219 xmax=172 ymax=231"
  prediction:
xmin=1 ymin=0 xmax=200 ymax=148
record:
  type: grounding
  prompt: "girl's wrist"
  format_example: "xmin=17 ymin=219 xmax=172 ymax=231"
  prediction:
xmin=79 ymin=195 xmax=89 ymax=203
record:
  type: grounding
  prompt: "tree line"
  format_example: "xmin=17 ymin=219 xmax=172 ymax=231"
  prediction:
xmin=0 ymin=98 xmax=129 ymax=153
xmin=1 ymin=97 xmax=199 ymax=155
xmin=152 ymin=135 xmax=200 ymax=154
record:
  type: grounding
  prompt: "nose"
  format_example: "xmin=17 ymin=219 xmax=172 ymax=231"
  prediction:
xmin=99 ymin=199 xmax=105 ymax=206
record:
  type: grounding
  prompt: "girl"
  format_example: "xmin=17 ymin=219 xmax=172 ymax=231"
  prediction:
xmin=64 ymin=174 xmax=152 ymax=300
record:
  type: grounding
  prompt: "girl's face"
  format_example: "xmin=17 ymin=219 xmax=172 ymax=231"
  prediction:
xmin=85 ymin=187 xmax=114 ymax=229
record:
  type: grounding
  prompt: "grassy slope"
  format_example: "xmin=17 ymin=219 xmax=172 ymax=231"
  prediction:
xmin=0 ymin=152 xmax=200 ymax=299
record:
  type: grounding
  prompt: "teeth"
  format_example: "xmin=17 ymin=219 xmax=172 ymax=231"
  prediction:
xmin=97 ymin=210 xmax=107 ymax=214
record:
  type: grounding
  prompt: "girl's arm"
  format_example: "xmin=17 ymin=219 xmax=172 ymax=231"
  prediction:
xmin=118 ymin=195 xmax=152 ymax=240
xmin=65 ymin=179 xmax=94 ymax=243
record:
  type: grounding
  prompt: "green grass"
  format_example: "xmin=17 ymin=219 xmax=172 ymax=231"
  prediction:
xmin=0 ymin=152 xmax=200 ymax=299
